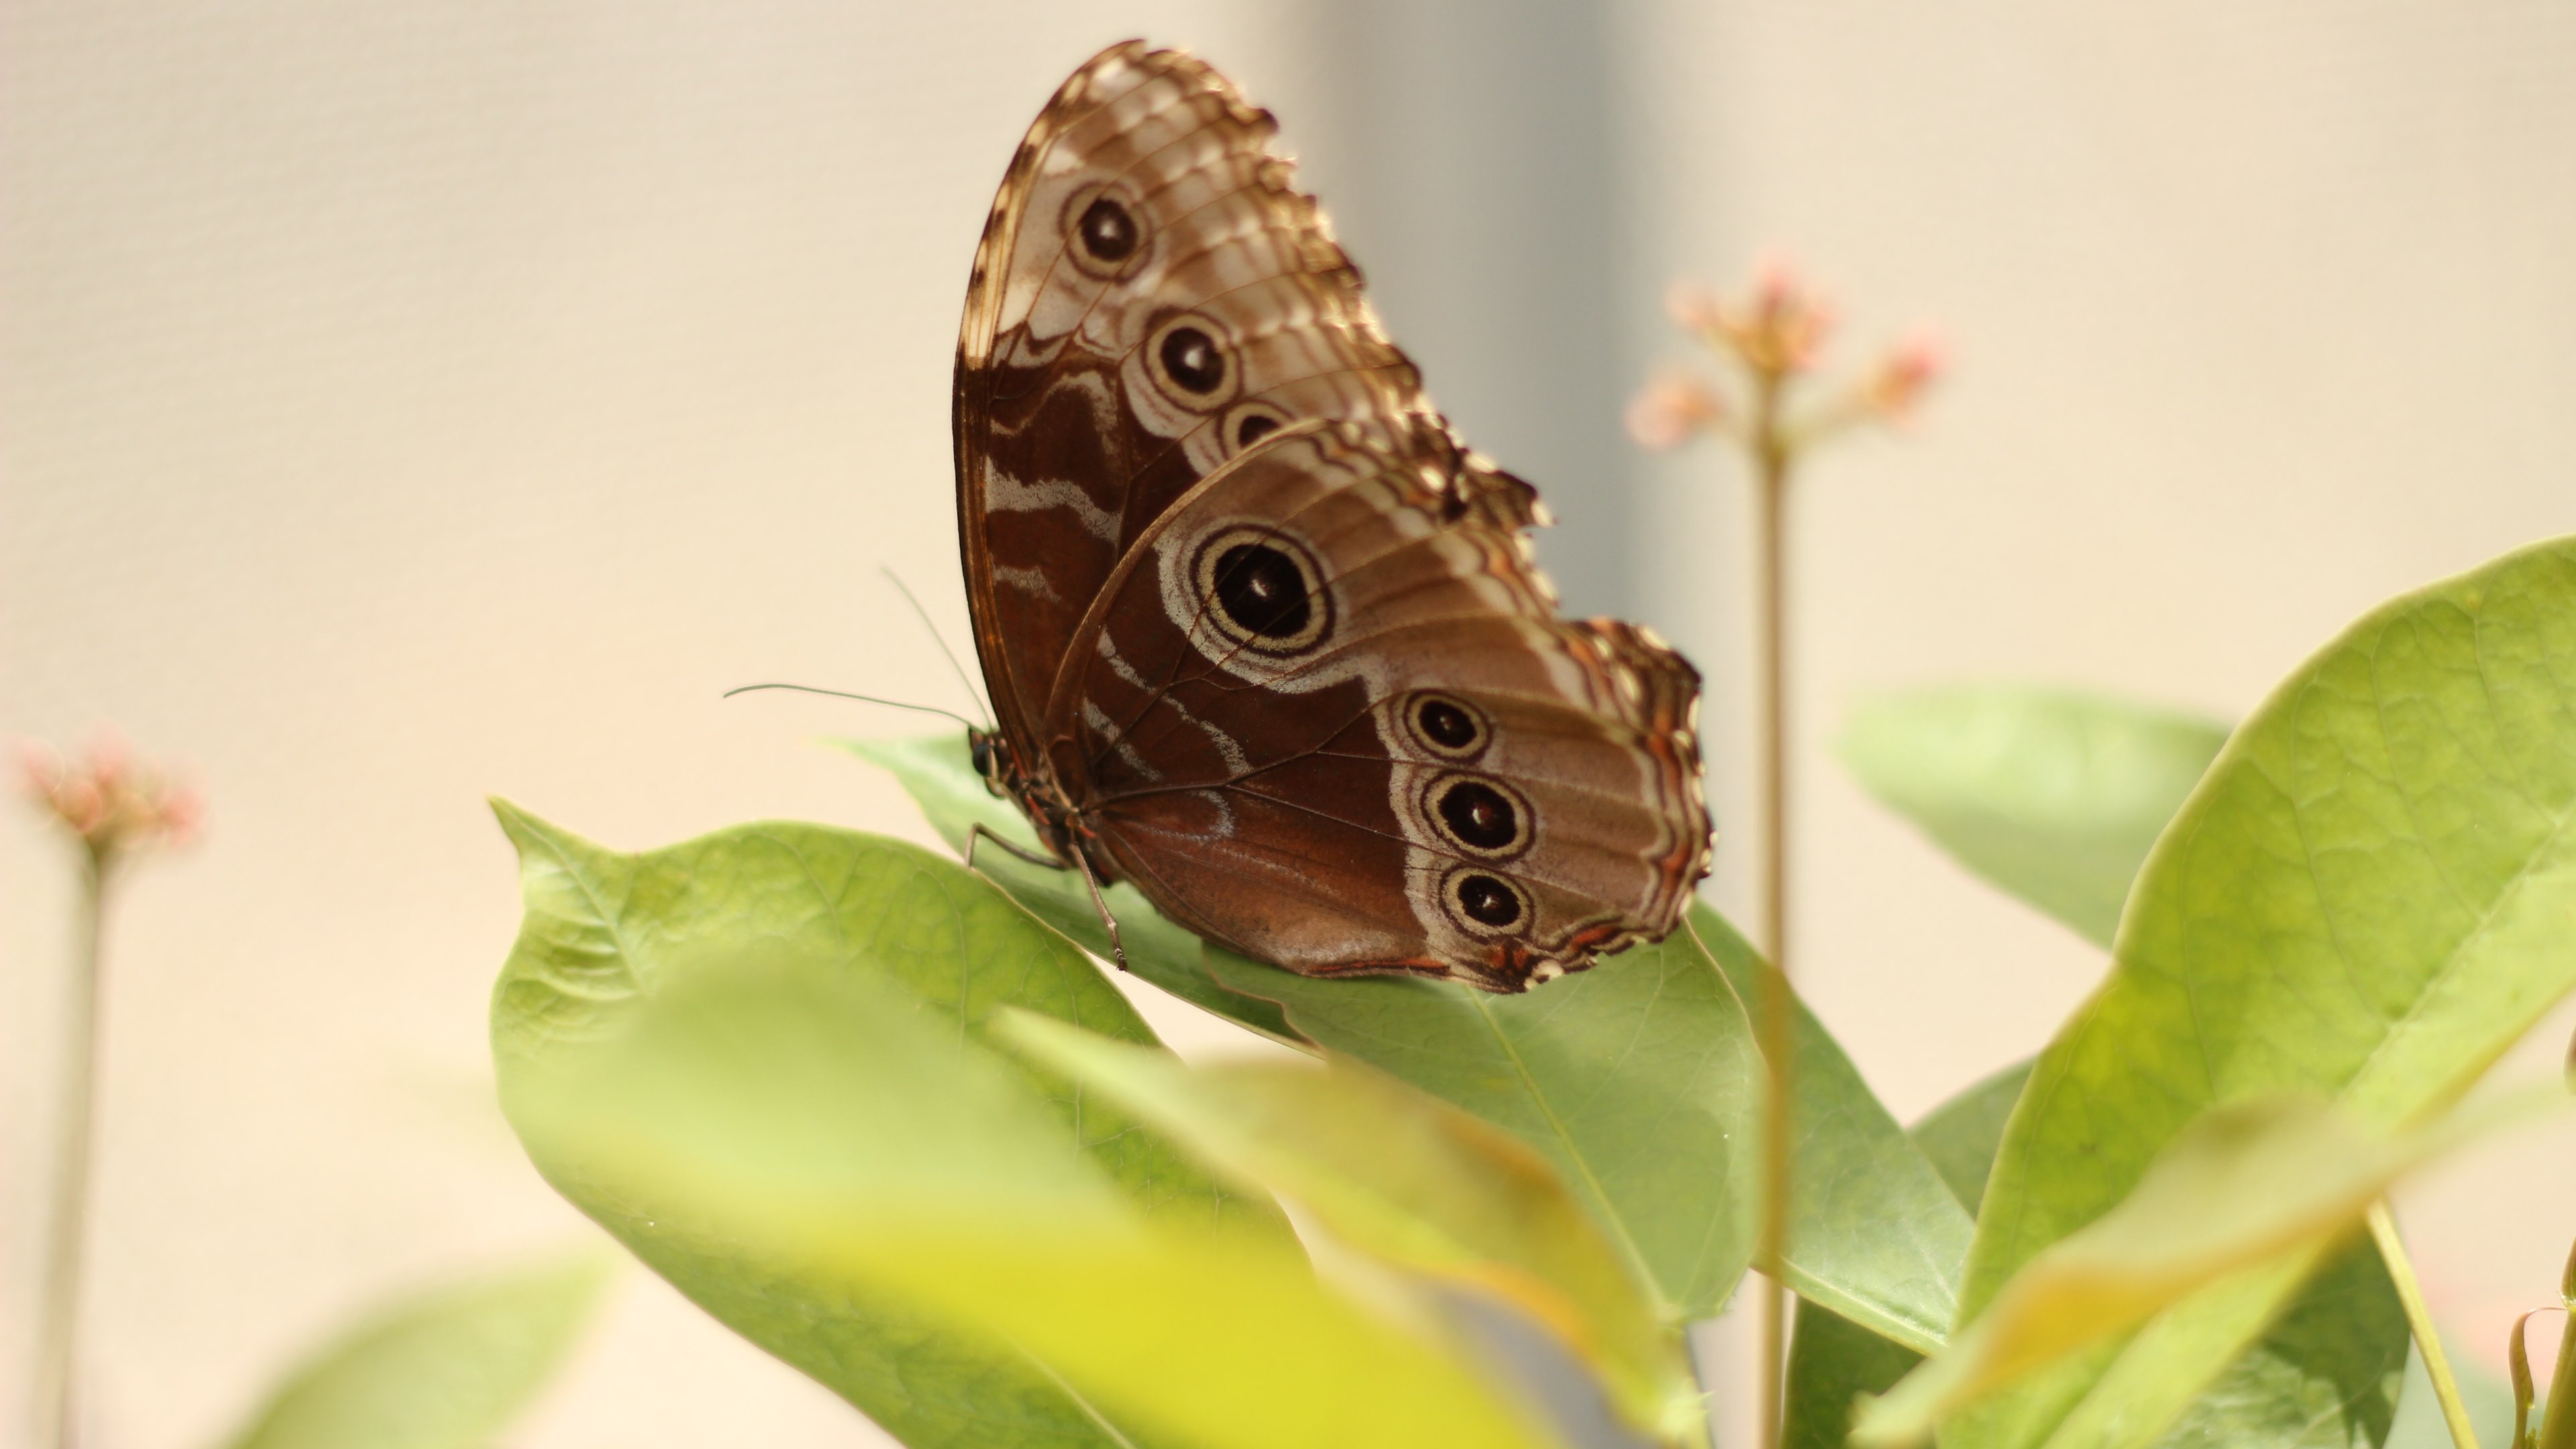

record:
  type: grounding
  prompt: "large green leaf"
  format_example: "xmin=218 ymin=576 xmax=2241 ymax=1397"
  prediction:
xmin=857 ymin=735 xmax=1970 ymax=1351
xmin=1955 ymin=537 xmax=2576 ymax=1449
xmin=506 ymin=927 xmax=1562 ymax=1449
xmin=1839 ymin=687 xmax=2229 ymax=947
xmin=490 ymin=805 xmax=1289 ymax=1449
xmin=217 ymin=1254 xmax=610 ymax=1449
xmin=1004 ymin=1014 xmax=1703 ymax=1443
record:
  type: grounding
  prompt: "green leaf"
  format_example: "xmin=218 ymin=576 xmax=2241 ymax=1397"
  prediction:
xmin=1002 ymin=1014 xmax=1702 ymax=1443
xmin=217 ymin=1252 xmax=610 ymax=1449
xmin=1792 ymin=1062 xmax=2029 ymax=1444
xmin=1788 ymin=1066 xmax=2410 ymax=1449
xmin=1839 ymin=686 xmax=2229 ymax=947
xmin=509 ymin=926 xmax=1563 ymax=1449
xmin=1911 ymin=1061 xmax=2035 ymax=1216
xmin=2145 ymin=1240 xmax=2405 ymax=1449
xmin=1859 ymin=1094 xmax=2522 ymax=1444
xmin=1207 ymin=906 xmax=1974 ymax=1354
xmin=1786 ymin=1066 xmax=2037 ymax=1449
xmin=859 ymin=734 xmax=1972 ymax=1350
xmin=1953 ymin=537 xmax=2576 ymax=1449
xmin=1702 ymin=909 xmax=1978 ymax=1352
xmin=1198 ymin=925 xmax=1764 ymax=1324
xmin=847 ymin=734 xmax=1303 ymax=1044
xmin=489 ymin=804 xmax=1290 ymax=1449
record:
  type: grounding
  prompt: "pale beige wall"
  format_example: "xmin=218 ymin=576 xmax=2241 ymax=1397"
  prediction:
xmin=4 ymin=3 xmax=2572 ymax=1448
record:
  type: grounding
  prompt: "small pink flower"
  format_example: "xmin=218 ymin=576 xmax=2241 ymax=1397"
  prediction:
xmin=1626 ymin=372 xmax=1726 ymax=451
xmin=1862 ymin=333 xmax=1946 ymax=421
xmin=19 ymin=733 xmax=201 ymax=865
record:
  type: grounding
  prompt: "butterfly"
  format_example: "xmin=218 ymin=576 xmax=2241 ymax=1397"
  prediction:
xmin=953 ymin=40 xmax=1710 ymax=994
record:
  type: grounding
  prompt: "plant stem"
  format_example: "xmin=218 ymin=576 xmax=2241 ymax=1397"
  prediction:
xmin=2370 ymin=1200 xmax=2479 ymax=1449
xmin=32 ymin=849 xmax=110 ymax=1449
xmin=1750 ymin=368 xmax=1794 ymax=1449
xmin=2536 ymin=1238 xmax=2576 ymax=1449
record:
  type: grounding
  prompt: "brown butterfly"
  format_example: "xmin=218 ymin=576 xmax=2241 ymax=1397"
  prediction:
xmin=954 ymin=40 xmax=1709 ymax=994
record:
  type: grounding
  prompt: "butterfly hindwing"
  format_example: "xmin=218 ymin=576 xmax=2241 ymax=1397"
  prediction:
xmin=1050 ymin=424 xmax=1709 ymax=992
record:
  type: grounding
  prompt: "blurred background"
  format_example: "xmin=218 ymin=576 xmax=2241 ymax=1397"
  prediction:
xmin=5 ymin=1 xmax=2573 ymax=1445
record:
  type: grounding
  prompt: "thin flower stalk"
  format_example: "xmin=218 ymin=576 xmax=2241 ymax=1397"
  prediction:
xmin=1631 ymin=263 xmax=1939 ymax=1449
xmin=20 ymin=735 xmax=199 ymax=1449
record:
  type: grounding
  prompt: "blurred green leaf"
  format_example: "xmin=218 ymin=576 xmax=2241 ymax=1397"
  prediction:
xmin=1839 ymin=686 xmax=2229 ymax=947
xmin=847 ymin=734 xmax=1301 ymax=1043
xmin=2144 ymin=1241 xmax=2405 ymax=1449
xmin=1791 ymin=1304 xmax=1931 ymax=1449
xmin=1860 ymin=1093 xmax=2521 ymax=1444
xmin=1949 ymin=532 xmax=2576 ymax=1449
xmin=508 ymin=926 xmax=1563 ymax=1449
xmin=1198 ymin=925 xmax=1765 ymax=1327
xmin=1788 ymin=1065 xmax=2408 ymax=1449
xmin=1004 ymin=1014 xmax=1701 ymax=1443
xmin=490 ymin=805 xmax=1291 ymax=1449
xmin=217 ymin=1252 xmax=610 ymax=1449
xmin=1205 ymin=905 xmax=1973 ymax=1351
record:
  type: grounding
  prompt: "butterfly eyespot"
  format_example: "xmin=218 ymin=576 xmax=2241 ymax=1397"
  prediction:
xmin=1159 ymin=325 xmax=1227 ymax=394
xmin=1077 ymin=197 xmax=1138 ymax=261
xmin=1444 ymin=869 xmax=1529 ymax=934
xmin=1228 ymin=406 xmax=1285 ymax=451
xmin=1191 ymin=526 xmax=1330 ymax=653
xmin=1143 ymin=314 xmax=1240 ymax=409
xmin=1062 ymin=186 xmax=1148 ymax=277
xmin=1407 ymin=692 xmax=1487 ymax=759
xmin=1437 ymin=780 xmax=1519 ymax=851
xmin=1424 ymin=772 xmax=1531 ymax=859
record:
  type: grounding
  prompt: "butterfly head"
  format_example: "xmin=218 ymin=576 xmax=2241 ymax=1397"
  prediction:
xmin=967 ymin=726 xmax=1011 ymax=800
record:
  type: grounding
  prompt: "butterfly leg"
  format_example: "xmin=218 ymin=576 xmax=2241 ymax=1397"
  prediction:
xmin=961 ymin=823 xmax=1131 ymax=973
xmin=1067 ymin=847 xmax=1130 ymax=974
xmin=963 ymin=822 xmax=1063 ymax=873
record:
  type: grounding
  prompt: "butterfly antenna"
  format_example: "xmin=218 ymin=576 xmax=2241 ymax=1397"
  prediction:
xmin=880 ymin=566 xmax=994 ymax=729
xmin=722 ymin=683 xmax=980 ymax=732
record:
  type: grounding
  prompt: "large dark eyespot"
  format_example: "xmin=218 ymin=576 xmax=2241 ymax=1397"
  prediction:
xmin=1437 ymin=781 xmax=1518 ymax=851
xmin=1159 ymin=325 xmax=1226 ymax=394
xmin=1214 ymin=543 xmax=1311 ymax=640
xmin=1076 ymin=196 xmax=1138 ymax=262
xmin=1191 ymin=525 xmax=1329 ymax=654
xmin=1456 ymin=873 xmax=1523 ymax=928
xmin=1411 ymin=694 xmax=1484 ymax=756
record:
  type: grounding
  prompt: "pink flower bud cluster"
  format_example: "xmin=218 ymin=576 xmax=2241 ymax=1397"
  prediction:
xmin=19 ymin=733 xmax=201 ymax=866
xmin=1628 ymin=259 xmax=1942 ymax=453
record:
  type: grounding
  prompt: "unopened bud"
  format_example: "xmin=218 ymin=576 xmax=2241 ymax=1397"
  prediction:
xmin=1863 ymin=334 xmax=1947 ymax=422
xmin=1625 ymin=373 xmax=1726 ymax=451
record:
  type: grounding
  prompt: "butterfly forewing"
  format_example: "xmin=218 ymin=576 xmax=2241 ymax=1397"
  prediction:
xmin=956 ymin=42 xmax=1462 ymax=740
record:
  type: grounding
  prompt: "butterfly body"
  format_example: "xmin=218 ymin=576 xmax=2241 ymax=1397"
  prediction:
xmin=953 ymin=42 xmax=1709 ymax=993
